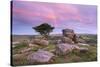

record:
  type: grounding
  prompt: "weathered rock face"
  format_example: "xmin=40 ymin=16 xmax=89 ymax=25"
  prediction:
xmin=62 ymin=29 xmax=78 ymax=43
xmin=62 ymin=29 xmax=74 ymax=37
xmin=29 ymin=43 xmax=35 ymax=47
xmin=32 ymin=39 xmax=40 ymax=44
xmin=39 ymin=40 xmax=49 ymax=46
xmin=56 ymin=43 xmax=80 ymax=55
xmin=20 ymin=48 xmax=32 ymax=53
xmin=62 ymin=37 xmax=74 ymax=44
xmin=27 ymin=49 xmax=54 ymax=63
xmin=32 ymin=39 xmax=49 ymax=46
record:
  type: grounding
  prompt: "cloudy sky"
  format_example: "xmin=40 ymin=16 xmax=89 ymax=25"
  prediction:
xmin=12 ymin=1 xmax=97 ymax=35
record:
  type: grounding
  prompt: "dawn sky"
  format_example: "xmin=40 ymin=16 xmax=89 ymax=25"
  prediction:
xmin=12 ymin=1 xmax=97 ymax=35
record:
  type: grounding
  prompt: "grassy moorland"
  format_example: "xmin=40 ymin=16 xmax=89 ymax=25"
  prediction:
xmin=11 ymin=34 xmax=97 ymax=66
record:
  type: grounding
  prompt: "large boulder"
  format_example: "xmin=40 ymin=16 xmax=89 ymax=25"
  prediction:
xmin=27 ymin=49 xmax=54 ymax=63
xmin=62 ymin=29 xmax=78 ymax=43
xmin=40 ymin=40 xmax=49 ymax=46
xmin=62 ymin=37 xmax=74 ymax=44
xmin=32 ymin=39 xmax=49 ymax=46
xmin=20 ymin=48 xmax=32 ymax=53
xmin=62 ymin=29 xmax=74 ymax=38
xmin=28 ymin=43 xmax=39 ymax=47
xmin=56 ymin=43 xmax=79 ymax=55
xmin=31 ymin=39 xmax=40 ymax=44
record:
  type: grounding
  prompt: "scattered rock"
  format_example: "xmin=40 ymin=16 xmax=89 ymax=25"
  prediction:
xmin=12 ymin=42 xmax=20 ymax=48
xmin=20 ymin=48 xmax=32 ymax=53
xmin=28 ymin=43 xmax=38 ymax=47
xmin=79 ymin=47 xmax=89 ymax=53
xmin=78 ymin=43 xmax=89 ymax=46
xmin=62 ymin=28 xmax=78 ymax=43
xmin=12 ymin=45 xmax=16 ymax=48
xmin=56 ymin=39 xmax=62 ymax=44
xmin=29 ymin=43 xmax=34 ymax=47
xmin=32 ymin=39 xmax=49 ymax=46
xmin=56 ymin=43 xmax=80 ymax=55
xmin=78 ymin=38 xmax=86 ymax=43
xmin=13 ymin=54 xmax=26 ymax=61
xmin=12 ymin=42 xmax=20 ymax=45
xmin=62 ymin=37 xmax=74 ymax=44
xmin=27 ymin=49 xmax=54 ymax=63
xmin=23 ymin=39 xmax=30 ymax=43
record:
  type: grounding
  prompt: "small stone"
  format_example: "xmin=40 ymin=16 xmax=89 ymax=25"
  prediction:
xmin=79 ymin=47 xmax=89 ymax=53
xmin=78 ymin=43 xmax=89 ymax=46
xmin=12 ymin=42 xmax=20 ymax=45
xmin=13 ymin=54 xmax=25 ymax=61
xmin=28 ymin=43 xmax=38 ymax=47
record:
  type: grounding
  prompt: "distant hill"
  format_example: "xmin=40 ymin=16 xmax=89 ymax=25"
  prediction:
xmin=12 ymin=34 xmax=97 ymax=42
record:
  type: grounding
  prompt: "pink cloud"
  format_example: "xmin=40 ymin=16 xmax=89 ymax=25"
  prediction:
xmin=13 ymin=1 xmax=96 ymax=28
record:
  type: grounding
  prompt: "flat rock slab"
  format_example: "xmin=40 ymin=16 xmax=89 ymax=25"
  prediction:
xmin=20 ymin=48 xmax=32 ymax=53
xmin=78 ymin=43 xmax=89 ymax=46
xmin=27 ymin=49 xmax=54 ymax=63
xmin=79 ymin=47 xmax=89 ymax=53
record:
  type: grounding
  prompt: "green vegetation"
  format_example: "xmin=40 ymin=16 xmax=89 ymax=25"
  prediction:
xmin=12 ymin=42 xmax=28 ymax=54
xmin=52 ymin=45 xmax=97 ymax=63
xmin=13 ymin=42 xmax=28 ymax=49
xmin=12 ymin=34 xmax=97 ymax=66
xmin=12 ymin=45 xmax=97 ymax=66
xmin=79 ymin=34 xmax=97 ymax=45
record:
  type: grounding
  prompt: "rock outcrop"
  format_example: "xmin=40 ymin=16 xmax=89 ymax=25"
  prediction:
xmin=20 ymin=48 xmax=32 ymax=53
xmin=32 ymin=39 xmax=49 ymax=46
xmin=27 ymin=49 xmax=54 ymax=63
xmin=62 ymin=37 xmax=74 ymax=44
xmin=62 ymin=29 xmax=78 ymax=43
xmin=56 ymin=43 xmax=80 ymax=55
